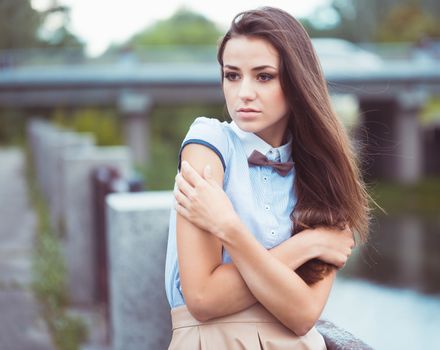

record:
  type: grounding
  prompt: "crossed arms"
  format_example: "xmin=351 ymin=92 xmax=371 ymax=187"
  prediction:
xmin=174 ymin=144 xmax=354 ymax=336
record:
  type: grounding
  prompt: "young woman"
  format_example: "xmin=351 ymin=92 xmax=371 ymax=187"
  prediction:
xmin=165 ymin=6 xmax=370 ymax=349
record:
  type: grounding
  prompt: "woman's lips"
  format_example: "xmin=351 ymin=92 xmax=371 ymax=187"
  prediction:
xmin=236 ymin=109 xmax=261 ymax=119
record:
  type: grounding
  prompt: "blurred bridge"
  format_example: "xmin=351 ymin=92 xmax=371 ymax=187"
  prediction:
xmin=0 ymin=45 xmax=439 ymax=183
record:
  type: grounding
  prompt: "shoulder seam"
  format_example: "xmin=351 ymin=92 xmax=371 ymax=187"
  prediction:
xmin=179 ymin=139 xmax=226 ymax=171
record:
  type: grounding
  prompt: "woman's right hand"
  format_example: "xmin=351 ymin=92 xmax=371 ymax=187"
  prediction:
xmin=299 ymin=226 xmax=355 ymax=269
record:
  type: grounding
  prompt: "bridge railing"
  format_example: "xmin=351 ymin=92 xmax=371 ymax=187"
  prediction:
xmin=0 ymin=42 xmax=422 ymax=70
xmin=0 ymin=46 xmax=219 ymax=69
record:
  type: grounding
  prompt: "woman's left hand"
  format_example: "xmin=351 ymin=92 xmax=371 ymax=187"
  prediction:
xmin=174 ymin=160 xmax=239 ymax=238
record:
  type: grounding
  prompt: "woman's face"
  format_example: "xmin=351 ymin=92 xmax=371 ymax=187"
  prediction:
xmin=222 ymin=35 xmax=289 ymax=147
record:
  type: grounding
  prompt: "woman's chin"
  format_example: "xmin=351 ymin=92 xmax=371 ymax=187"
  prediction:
xmin=233 ymin=120 xmax=259 ymax=133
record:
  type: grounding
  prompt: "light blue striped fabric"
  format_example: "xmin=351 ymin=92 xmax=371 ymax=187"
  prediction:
xmin=164 ymin=116 xmax=297 ymax=308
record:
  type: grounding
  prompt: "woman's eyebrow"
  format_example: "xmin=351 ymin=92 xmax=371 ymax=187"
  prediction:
xmin=251 ymin=65 xmax=277 ymax=71
xmin=223 ymin=64 xmax=277 ymax=71
xmin=223 ymin=64 xmax=240 ymax=70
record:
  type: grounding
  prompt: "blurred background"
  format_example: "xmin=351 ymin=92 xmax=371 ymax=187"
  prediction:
xmin=0 ymin=0 xmax=439 ymax=349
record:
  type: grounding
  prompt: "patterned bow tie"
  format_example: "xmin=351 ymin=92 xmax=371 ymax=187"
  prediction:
xmin=247 ymin=150 xmax=294 ymax=176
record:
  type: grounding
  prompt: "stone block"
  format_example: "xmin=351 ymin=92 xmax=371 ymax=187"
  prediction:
xmin=62 ymin=146 xmax=132 ymax=305
xmin=50 ymin=132 xmax=95 ymax=232
xmin=106 ymin=191 xmax=173 ymax=350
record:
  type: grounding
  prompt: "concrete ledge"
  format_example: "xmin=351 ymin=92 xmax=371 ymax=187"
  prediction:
xmin=317 ymin=320 xmax=374 ymax=350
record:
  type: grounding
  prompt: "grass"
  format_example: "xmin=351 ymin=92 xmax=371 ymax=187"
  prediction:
xmin=24 ymin=145 xmax=88 ymax=350
xmin=370 ymin=177 xmax=440 ymax=216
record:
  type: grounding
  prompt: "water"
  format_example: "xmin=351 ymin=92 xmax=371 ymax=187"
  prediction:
xmin=323 ymin=278 xmax=440 ymax=350
xmin=322 ymin=215 xmax=440 ymax=349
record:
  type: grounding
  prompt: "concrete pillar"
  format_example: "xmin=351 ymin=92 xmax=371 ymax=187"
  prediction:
xmin=118 ymin=91 xmax=152 ymax=166
xmin=358 ymin=90 xmax=426 ymax=184
xmin=61 ymin=146 xmax=132 ymax=305
xmin=106 ymin=191 xmax=173 ymax=350
xmin=395 ymin=215 xmax=424 ymax=289
xmin=394 ymin=91 xmax=425 ymax=183
xmin=51 ymin=132 xmax=95 ymax=233
xmin=358 ymin=98 xmax=397 ymax=180
xmin=27 ymin=119 xmax=49 ymax=177
xmin=36 ymin=123 xmax=63 ymax=201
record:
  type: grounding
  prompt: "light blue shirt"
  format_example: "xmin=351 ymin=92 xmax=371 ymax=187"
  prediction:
xmin=164 ymin=116 xmax=297 ymax=308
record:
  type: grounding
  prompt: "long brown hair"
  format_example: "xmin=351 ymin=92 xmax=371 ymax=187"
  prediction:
xmin=217 ymin=7 xmax=371 ymax=284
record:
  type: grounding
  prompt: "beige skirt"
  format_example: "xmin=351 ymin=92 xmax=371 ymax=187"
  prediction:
xmin=168 ymin=303 xmax=326 ymax=350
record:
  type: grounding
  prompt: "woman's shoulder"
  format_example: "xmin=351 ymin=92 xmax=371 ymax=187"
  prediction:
xmin=181 ymin=116 xmax=232 ymax=172
xmin=189 ymin=116 xmax=229 ymax=131
xmin=184 ymin=116 xmax=231 ymax=145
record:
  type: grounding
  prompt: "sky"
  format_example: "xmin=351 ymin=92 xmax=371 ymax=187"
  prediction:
xmin=31 ymin=0 xmax=331 ymax=56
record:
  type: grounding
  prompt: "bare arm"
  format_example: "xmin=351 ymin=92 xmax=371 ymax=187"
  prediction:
xmin=185 ymin=230 xmax=319 ymax=320
xmin=176 ymin=144 xmax=305 ymax=319
xmin=175 ymin=144 xmax=353 ymax=333
xmin=217 ymin=219 xmax=336 ymax=336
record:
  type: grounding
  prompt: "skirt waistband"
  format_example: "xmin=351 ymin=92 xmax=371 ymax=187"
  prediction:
xmin=171 ymin=303 xmax=280 ymax=330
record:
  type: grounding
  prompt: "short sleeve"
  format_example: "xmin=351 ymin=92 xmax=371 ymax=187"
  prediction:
xmin=178 ymin=117 xmax=229 ymax=171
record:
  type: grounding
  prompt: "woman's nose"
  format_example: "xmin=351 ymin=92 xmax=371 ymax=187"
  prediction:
xmin=238 ymin=78 xmax=256 ymax=101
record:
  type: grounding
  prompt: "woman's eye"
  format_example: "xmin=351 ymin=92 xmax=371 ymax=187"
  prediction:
xmin=258 ymin=73 xmax=273 ymax=81
xmin=224 ymin=72 xmax=240 ymax=81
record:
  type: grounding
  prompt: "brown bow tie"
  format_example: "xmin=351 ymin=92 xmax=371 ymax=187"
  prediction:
xmin=247 ymin=150 xmax=294 ymax=176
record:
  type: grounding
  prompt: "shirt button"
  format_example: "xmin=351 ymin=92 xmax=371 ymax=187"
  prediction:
xmin=265 ymin=205 xmax=270 ymax=211
xmin=263 ymin=176 xmax=268 ymax=182
xmin=271 ymin=230 xmax=275 ymax=235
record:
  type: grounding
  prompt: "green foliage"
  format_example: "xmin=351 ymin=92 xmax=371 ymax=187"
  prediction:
xmin=50 ymin=313 xmax=88 ymax=350
xmin=25 ymin=147 xmax=88 ymax=350
xmin=40 ymin=25 xmax=85 ymax=49
xmin=376 ymin=4 xmax=440 ymax=42
xmin=33 ymin=231 xmax=68 ymax=313
xmin=371 ymin=177 xmax=440 ymax=216
xmin=0 ymin=0 xmax=41 ymax=49
xmin=128 ymin=7 xmax=222 ymax=47
xmin=0 ymin=0 xmax=83 ymax=53
xmin=52 ymin=107 xmax=123 ymax=146
xmin=305 ymin=0 xmax=440 ymax=42
xmin=420 ymin=96 xmax=440 ymax=125
xmin=141 ymin=104 xmax=226 ymax=190
xmin=0 ymin=108 xmax=27 ymax=145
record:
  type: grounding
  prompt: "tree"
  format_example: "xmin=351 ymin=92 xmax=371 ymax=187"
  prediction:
xmin=0 ymin=0 xmax=41 ymax=49
xmin=38 ymin=5 xmax=84 ymax=49
xmin=41 ymin=25 xmax=84 ymax=49
xmin=0 ymin=0 xmax=83 ymax=51
xmin=128 ymin=7 xmax=222 ymax=47
xmin=304 ymin=0 xmax=440 ymax=42
xmin=376 ymin=4 xmax=440 ymax=42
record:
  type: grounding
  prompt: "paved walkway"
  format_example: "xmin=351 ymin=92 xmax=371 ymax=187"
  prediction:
xmin=0 ymin=148 xmax=54 ymax=350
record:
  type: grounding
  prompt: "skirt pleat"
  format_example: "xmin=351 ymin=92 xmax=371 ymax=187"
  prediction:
xmin=199 ymin=322 xmax=261 ymax=350
xmin=255 ymin=322 xmax=326 ymax=350
xmin=168 ymin=304 xmax=326 ymax=350
xmin=167 ymin=325 xmax=202 ymax=349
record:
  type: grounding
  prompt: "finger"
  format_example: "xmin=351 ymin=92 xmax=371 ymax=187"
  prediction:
xmin=175 ymin=173 xmax=195 ymax=197
xmin=181 ymin=160 xmax=204 ymax=187
xmin=203 ymin=164 xmax=221 ymax=188
xmin=175 ymin=201 xmax=190 ymax=219
xmin=173 ymin=187 xmax=191 ymax=209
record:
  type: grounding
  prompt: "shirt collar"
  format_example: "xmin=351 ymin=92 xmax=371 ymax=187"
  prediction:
xmin=230 ymin=121 xmax=293 ymax=162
